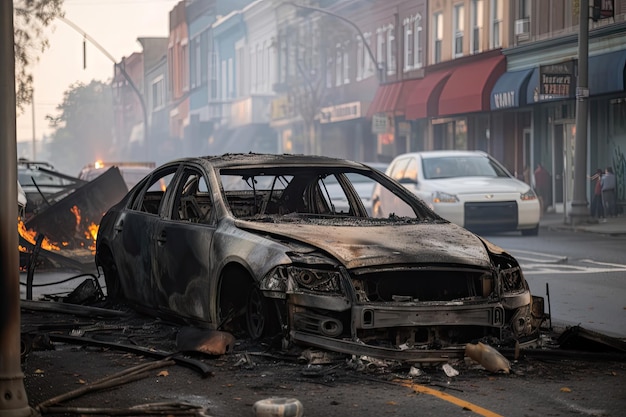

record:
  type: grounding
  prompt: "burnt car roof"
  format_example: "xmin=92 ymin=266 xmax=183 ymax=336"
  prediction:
xmin=194 ymin=153 xmax=370 ymax=170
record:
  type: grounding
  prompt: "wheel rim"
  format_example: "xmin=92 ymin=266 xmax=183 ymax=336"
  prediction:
xmin=246 ymin=287 xmax=266 ymax=339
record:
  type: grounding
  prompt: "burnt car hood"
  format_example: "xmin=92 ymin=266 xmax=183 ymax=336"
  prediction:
xmin=237 ymin=220 xmax=492 ymax=269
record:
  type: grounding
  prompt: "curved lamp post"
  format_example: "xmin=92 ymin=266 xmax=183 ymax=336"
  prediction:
xmin=57 ymin=16 xmax=150 ymax=159
xmin=283 ymin=1 xmax=384 ymax=83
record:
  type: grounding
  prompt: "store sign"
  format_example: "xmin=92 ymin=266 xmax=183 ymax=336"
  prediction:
xmin=319 ymin=102 xmax=363 ymax=124
xmin=372 ymin=114 xmax=388 ymax=134
xmin=539 ymin=61 xmax=576 ymax=100
xmin=270 ymin=96 xmax=293 ymax=121
xmin=592 ymin=0 xmax=614 ymax=21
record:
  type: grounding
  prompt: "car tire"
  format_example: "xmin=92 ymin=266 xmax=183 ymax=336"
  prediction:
xmin=521 ymin=225 xmax=539 ymax=236
xmin=246 ymin=286 xmax=269 ymax=340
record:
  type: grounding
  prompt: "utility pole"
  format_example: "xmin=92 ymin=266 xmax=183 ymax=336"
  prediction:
xmin=0 ymin=1 xmax=33 ymax=415
xmin=569 ymin=0 xmax=590 ymax=224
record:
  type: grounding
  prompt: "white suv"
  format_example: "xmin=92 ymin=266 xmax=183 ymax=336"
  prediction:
xmin=372 ymin=150 xmax=541 ymax=235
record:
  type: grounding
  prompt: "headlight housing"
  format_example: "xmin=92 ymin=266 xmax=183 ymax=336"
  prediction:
xmin=263 ymin=265 xmax=342 ymax=294
xmin=433 ymin=191 xmax=459 ymax=203
xmin=520 ymin=189 xmax=538 ymax=201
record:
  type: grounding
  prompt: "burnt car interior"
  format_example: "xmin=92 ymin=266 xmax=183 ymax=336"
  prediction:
xmin=221 ymin=168 xmax=375 ymax=219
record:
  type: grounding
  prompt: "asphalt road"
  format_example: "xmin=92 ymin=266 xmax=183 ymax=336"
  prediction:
xmin=17 ymin=224 xmax=626 ymax=417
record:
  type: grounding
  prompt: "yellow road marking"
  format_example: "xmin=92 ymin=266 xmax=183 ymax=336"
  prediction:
xmin=396 ymin=380 xmax=504 ymax=417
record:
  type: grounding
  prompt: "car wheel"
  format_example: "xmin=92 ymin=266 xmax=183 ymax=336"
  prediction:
xmin=98 ymin=248 xmax=123 ymax=300
xmin=521 ymin=225 xmax=539 ymax=236
xmin=246 ymin=286 xmax=268 ymax=340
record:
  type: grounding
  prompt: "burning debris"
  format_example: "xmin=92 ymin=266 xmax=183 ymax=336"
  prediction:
xmin=18 ymin=167 xmax=128 ymax=270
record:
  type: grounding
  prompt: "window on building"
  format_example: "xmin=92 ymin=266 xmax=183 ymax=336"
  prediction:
xmin=491 ymin=0 xmax=502 ymax=48
xmin=471 ymin=0 xmax=483 ymax=54
xmin=433 ymin=12 xmax=443 ymax=64
xmin=236 ymin=44 xmax=244 ymax=97
xmin=210 ymin=49 xmax=217 ymax=100
xmin=265 ymin=41 xmax=272 ymax=92
xmin=326 ymin=56 xmax=333 ymax=88
xmin=414 ymin=15 xmax=423 ymax=69
xmin=356 ymin=35 xmax=364 ymax=80
xmin=403 ymin=17 xmax=413 ymax=72
xmin=335 ymin=43 xmax=342 ymax=87
xmin=181 ymin=40 xmax=189 ymax=92
xmin=220 ymin=60 xmax=227 ymax=100
xmin=364 ymin=32 xmax=375 ymax=79
xmin=151 ymin=76 xmax=164 ymax=110
xmin=453 ymin=4 xmax=464 ymax=57
xmin=343 ymin=40 xmax=350 ymax=84
xmin=386 ymin=24 xmax=396 ymax=75
xmin=228 ymin=57 xmax=234 ymax=98
xmin=250 ymin=46 xmax=257 ymax=93
xmin=519 ymin=0 xmax=530 ymax=18
xmin=191 ymin=37 xmax=200 ymax=88
xmin=376 ymin=27 xmax=385 ymax=71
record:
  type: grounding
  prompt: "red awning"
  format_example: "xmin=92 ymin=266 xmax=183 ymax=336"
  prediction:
xmin=438 ymin=55 xmax=506 ymax=116
xmin=404 ymin=70 xmax=453 ymax=120
xmin=366 ymin=82 xmax=404 ymax=117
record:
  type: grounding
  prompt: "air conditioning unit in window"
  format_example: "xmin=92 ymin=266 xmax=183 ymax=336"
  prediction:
xmin=515 ymin=18 xmax=530 ymax=36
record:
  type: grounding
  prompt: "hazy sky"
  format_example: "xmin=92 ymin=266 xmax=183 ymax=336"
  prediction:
xmin=16 ymin=0 xmax=180 ymax=144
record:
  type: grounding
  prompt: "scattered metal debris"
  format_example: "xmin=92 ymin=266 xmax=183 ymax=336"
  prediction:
xmin=558 ymin=325 xmax=626 ymax=353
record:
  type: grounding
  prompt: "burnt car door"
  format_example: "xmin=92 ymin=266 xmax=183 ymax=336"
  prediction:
xmin=110 ymin=165 xmax=178 ymax=308
xmin=152 ymin=164 xmax=216 ymax=322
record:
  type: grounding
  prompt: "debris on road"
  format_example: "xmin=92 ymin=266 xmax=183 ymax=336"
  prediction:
xmin=465 ymin=342 xmax=511 ymax=374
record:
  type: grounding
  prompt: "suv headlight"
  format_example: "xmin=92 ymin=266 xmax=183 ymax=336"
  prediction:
xmin=520 ymin=189 xmax=538 ymax=201
xmin=433 ymin=191 xmax=458 ymax=203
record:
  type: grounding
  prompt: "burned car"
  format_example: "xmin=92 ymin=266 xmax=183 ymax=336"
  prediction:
xmin=96 ymin=154 xmax=544 ymax=360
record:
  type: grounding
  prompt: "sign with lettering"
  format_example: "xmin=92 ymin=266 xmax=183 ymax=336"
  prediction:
xmin=592 ymin=0 xmax=614 ymax=21
xmin=493 ymin=91 xmax=516 ymax=109
xmin=319 ymin=102 xmax=363 ymax=124
xmin=539 ymin=61 xmax=576 ymax=101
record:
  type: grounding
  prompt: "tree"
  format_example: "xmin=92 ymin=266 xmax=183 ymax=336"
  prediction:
xmin=13 ymin=0 xmax=64 ymax=111
xmin=46 ymin=80 xmax=114 ymax=175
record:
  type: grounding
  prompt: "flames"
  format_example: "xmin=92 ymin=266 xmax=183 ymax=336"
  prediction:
xmin=18 ymin=204 xmax=100 ymax=255
xmin=18 ymin=219 xmax=60 ymax=251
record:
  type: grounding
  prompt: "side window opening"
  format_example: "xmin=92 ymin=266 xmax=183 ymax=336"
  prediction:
xmin=173 ymin=169 xmax=213 ymax=223
xmin=131 ymin=168 xmax=177 ymax=214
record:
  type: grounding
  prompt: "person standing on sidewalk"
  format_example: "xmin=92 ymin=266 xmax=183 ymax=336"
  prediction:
xmin=534 ymin=163 xmax=551 ymax=214
xmin=601 ymin=166 xmax=617 ymax=217
xmin=590 ymin=168 xmax=604 ymax=220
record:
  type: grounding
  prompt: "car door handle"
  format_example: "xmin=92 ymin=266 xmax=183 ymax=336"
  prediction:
xmin=114 ymin=220 xmax=123 ymax=232
xmin=157 ymin=231 xmax=167 ymax=245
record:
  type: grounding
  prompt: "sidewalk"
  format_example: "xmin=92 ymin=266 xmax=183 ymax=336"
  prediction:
xmin=539 ymin=211 xmax=626 ymax=236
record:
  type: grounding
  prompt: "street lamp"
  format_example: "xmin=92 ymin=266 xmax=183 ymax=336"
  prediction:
xmin=57 ymin=16 xmax=150 ymax=160
xmin=283 ymin=1 xmax=384 ymax=83
xmin=569 ymin=0 xmax=590 ymax=224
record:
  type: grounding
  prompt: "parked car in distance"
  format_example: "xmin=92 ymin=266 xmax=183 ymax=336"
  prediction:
xmin=372 ymin=150 xmax=540 ymax=236
xmin=96 ymin=153 xmax=544 ymax=361
xmin=18 ymin=158 xmax=77 ymax=217
xmin=325 ymin=162 xmax=388 ymax=215
xmin=78 ymin=161 xmax=156 ymax=190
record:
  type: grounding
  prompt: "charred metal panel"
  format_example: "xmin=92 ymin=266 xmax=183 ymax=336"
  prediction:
xmin=239 ymin=222 xmax=492 ymax=269
xmin=25 ymin=167 xmax=128 ymax=251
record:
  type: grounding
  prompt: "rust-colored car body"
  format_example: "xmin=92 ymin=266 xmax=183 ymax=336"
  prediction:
xmin=96 ymin=154 xmax=544 ymax=361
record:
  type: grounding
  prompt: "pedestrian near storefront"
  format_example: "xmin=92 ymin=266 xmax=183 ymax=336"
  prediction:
xmin=589 ymin=168 xmax=604 ymax=220
xmin=601 ymin=166 xmax=617 ymax=217
xmin=534 ymin=163 xmax=551 ymax=214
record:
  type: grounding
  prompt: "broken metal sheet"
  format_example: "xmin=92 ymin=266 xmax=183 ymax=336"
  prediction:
xmin=557 ymin=325 xmax=626 ymax=353
xmin=25 ymin=166 xmax=128 ymax=252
